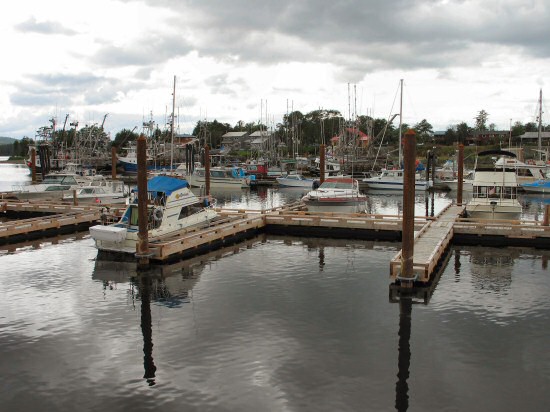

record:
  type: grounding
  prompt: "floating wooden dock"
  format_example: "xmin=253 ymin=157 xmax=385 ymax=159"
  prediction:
xmin=390 ymin=204 xmax=465 ymax=282
xmin=0 ymin=201 xmax=105 ymax=244
xmin=3 ymin=199 xmax=550 ymax=283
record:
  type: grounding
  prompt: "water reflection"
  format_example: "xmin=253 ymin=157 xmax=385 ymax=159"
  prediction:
xmin=0 ymin=231 xmax=88 ymax=255
xmin=389 ymin=250 xmax=449 ymax=412
xmin=139 ymin=274 xmax=157 ymax=386
xmin=92 ymin=236 xmax=262 ymax=386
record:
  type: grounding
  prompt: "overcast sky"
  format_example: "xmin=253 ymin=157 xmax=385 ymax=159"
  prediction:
xmin=1 ymin=0 xmax=549 ymax=140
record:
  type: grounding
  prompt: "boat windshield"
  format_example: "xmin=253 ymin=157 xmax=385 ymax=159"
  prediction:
xmin=319 ymin=181 xmax=353 ymax=189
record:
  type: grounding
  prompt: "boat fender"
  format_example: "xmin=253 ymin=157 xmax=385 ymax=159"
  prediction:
xmin=153 ymin=207 xmax=163 ymax=221
xmin=203 ymin=198 xmax=209 ymax=207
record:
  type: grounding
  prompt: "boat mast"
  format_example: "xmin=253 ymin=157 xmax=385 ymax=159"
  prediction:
xmin=170 ymin=75 xmax=176 ymax=171
xmin=538 ymin=88 xmax=542 ymax=162
xmin=398 ymin=79 xmax=403 ymax=168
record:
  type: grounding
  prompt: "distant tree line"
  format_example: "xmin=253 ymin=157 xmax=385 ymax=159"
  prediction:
xmin=4 ymin=109 xmax=547 ymax=160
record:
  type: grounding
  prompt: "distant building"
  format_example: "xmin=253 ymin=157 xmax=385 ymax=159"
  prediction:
xmin=330 ymin=127 xmax=370 ymax=147
xmin=220 ymin=131 xmax=249 ymax=153
xmin=249 ymin=130 xmax=275 ymax=151
xmin=519 ymin=131 xmax=550 ymax=141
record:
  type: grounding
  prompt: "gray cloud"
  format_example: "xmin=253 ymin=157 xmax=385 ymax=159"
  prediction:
xmin=8 ymin=73 xmax=141 ymax=107
xmin=93 ymin=33 xmax=193 ymax=67
xmin=15 ymin=17 xmax=77 ymax=35
xmin=118 ymin=0 xmax=550 ymax=73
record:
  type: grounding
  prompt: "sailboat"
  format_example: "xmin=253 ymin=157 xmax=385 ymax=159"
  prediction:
xmin=362 ymin=79 xmax=430 ymax=191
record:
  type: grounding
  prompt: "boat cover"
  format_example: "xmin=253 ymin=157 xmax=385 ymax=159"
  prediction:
xmin=133 ymin=176 xmax=190 ymax=196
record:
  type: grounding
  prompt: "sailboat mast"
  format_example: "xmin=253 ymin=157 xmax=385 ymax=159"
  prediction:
xmin=398 ymin=79 xmax=403 ymax=168
xmin=538 ymin=88 xmax=542 ymax=161
xmin=170 ymin=75 xmax=176 ymax=170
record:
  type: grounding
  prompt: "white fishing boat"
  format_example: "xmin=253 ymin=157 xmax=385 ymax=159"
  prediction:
xmin=445 ymin=170 xmax=475 ymax=192
xmin=465 ymin=150 xmax=522 ymax=220
xmin=276 ymin=173 xmax=317 ymax=189
xmin=89 ymin=175 xmax=218 ymax=254
xmin=362 ymin=168 xmax=430 ymax=191
xmin=186 ymin=165 xmax=251 ymax=188
xmin=10 ymin=171 xmax=92 ymax=201
xmin=301 ymin=177 xmax=367 ymax=213
xmin=62 ymin=178 xmax=128 ymax=204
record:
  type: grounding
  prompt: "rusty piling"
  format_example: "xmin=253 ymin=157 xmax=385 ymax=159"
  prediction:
xmin=111 ymin=146 xmax=117 ymax=180
xmin=320 ymin=144 xmax=326 ymax=184
xmin=457 ymin=144 xmax=464 ymax=206
xmin=136 ymin=134 xmax=150 ymax=267
xmin=31 ymin=148 xmax=37 ymax=183
xmin=400 ymin=129 xmax=416 ymax=287
xmin=204 ymin=145 xmax=210 ymax=196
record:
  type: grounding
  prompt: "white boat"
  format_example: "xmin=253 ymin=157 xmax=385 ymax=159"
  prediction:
xmin=493 ymin=156 xmax=549 ymax=186
xmin=301 ymin=177 xmax=367 ymax=213
xmin=62 ymin=177 xmax=128 ymax=204
xmin=186 ymin=166 xmax=251 ymax=188
xmin=276 ymin=173 xmax=317 ymax=189
xmin=465 ymin=150 xmax=522 ymax=220
xmin=89 ymin=175 xmax=218 ymax=254
xmin=10 ymin=171 xmax=92 ymax=200
xmin=362 ymin=168 xmax=430 ymax=191
xmin=362 ymin=80 xmax=429 ymax=192
xmin=445 ymin=171 xmax=475 ymax=192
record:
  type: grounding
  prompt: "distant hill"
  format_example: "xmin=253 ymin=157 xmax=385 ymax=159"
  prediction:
xmin=0 ymin=136 xmax=16 ymax=145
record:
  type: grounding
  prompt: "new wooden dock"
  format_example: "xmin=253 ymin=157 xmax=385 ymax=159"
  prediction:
xmin=2 ymin=199 xmax=550 ymax=283
xmin=0 ymin=201 xmax=105 ymax=243
xmin=390 ymin=204 xmax=465 ymax=282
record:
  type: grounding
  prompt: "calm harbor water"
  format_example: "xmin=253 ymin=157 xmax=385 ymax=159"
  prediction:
xmin=1 ymin=163 xmax=550 ymax=411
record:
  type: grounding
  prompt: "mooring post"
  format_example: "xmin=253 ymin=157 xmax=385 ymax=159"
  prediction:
xmin=136 ymin=134 xmax=150 ymax=268
xmin=320 ymin=144 xmax=326 ymax=184
xmin=204 ymin=145 xmax=210 ymax=197
xmin=425 ymin=150 xmax=431 ymax=187
xmin=400 ymin=129 xmax=416 ymax=288
xmin=111 ymin=146 xmax=117 ymax=180
xmin=544 ymin=204 xmax=550 ymax=226
xmin=457 ymin=143 xmax=464 ymax=206
xmin=31 ymin=148 xmax=37 ymax=183
xmin=72 ymin=189 xmax=78 ymax=206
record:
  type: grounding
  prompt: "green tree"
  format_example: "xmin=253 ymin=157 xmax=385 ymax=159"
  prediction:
xmin=113 ymin=128 xmax=139 ymax=148
xmin=456 ymin=122 xmax=471 ymax=143
xmin=413 ymin=119 xmax=433 ymax=143
xmin=475 ymin=110 xmax=489 ymax=131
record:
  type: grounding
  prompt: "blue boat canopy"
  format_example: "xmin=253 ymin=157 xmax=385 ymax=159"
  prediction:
xmin=132 ymin=176 xmax=190 ymax=196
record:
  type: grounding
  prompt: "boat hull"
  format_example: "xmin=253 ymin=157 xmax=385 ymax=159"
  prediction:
xmin=521 ymin=181 xmax=550 ymax=194
xmin=465 ymin=202 xmax=522 ymax=220
xmin=303 ymin=197 xmax=367 ymax=214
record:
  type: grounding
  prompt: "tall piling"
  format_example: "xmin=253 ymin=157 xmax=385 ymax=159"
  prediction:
xmin=320 ymin=144 xmax=326 ymax=184
xmin=136 ymin=134 xmax=150 ymax=267
xmin=31 ymin=148 xmax=37 ymax=183
xmin=544 ymin=204 xmax=550 ymax=226
xmin=400 ymin=129 xmax=416 ymax=287
xmin=457 ymin=143 xmax=464 ymax=206
xmin=111 ymin=146 xmax=117 ymax=180
xmin=204 ymin=145 xmax=211 ymax=196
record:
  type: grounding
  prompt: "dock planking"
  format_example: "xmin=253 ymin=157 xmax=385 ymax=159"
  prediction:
xmin=2 ymin=200 xmax=550 ymax=275
xmin=390 ymin=204 xmax=466 ymax=283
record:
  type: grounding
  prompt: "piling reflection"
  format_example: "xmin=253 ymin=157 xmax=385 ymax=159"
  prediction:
xmin=139 ymin=273 xmax=157 ymax=386
xmin=92 ymin=236 xmax=264 ymax=385
xmin=389 ymin=248 xmax=449 ymax=412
